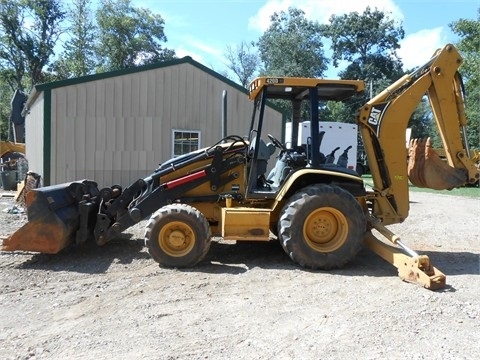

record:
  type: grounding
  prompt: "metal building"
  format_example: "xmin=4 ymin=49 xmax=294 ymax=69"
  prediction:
xmin=22 ymin=57 xmax=283 ymax=188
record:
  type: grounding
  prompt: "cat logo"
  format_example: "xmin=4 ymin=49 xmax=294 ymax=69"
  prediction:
xmin=368 ymin=107 xmax=382 ymax=126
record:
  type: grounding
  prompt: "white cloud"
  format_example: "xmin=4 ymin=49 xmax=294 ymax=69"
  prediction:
xmin=162 ymin=12 xmax=188 ymax=29
xmin=174 ymin=35 xmax=224 ymax=60
xmin=174 ymin=38 xmax=229 ymax=73
xmin=398 ymin=28 xmax=448 ymax=69
xmin=174 ymin=45 xmax=204 ymax=62
xmin=248 ymin=0 xmax=403 ymax=32
xmin=186 ymin=38 xmax=224 ymax=59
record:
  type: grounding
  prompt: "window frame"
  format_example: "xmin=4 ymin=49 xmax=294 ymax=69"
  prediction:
xmin=171 ymin=129 xmax=202 ymax=158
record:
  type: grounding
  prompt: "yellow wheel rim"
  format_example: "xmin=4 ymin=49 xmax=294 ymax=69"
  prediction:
xmin=303 ymin=207 xmax=348 ymax=252
xmin=159 ymin=221 xmax=195 ymax=257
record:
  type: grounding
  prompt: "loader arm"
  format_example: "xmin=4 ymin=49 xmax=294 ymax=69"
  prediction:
xmin=92 ymin=142 xmax=247 ymax=245
xmin=357 ymin=44 xmax=479 ymax=225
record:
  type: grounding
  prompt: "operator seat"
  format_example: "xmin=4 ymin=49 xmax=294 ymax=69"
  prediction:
xmin=249 ymin=137 xmax=276 ymax=189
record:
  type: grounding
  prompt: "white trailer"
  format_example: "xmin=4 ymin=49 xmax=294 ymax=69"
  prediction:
xmin=285 ymin=121 xmax=358 ymax=170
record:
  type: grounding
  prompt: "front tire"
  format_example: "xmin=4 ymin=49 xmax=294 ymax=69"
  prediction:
xmin=145 ymin=204 xmax=211 ymax=268
xmin=278 ymin=184 xmax=366 ymax=269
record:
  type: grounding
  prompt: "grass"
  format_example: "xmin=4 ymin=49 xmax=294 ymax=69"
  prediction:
xmin=361 ymin=174 xmax=479 ymax=198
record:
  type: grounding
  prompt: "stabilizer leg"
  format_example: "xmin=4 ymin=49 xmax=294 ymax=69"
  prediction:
xmin=364 ymin=221 xmax=446 ymax=290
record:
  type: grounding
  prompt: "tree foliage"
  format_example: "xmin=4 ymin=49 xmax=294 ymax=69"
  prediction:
xmin=0 ymin=74 xmax=13 ymax=139
xmin=0 ymin=0 xmax=65 ymax=89
xmin=450 ymin=9 xmax=480 ymax=149
xmin=224 ymin=41 xmax=258 ymax=88
xmin=408 ymin=100 xmax=433 ymax=140
xmin=0 ymin=0 xmax=65 ymax=140
xmin=257 ymin=7 xmax=328 ymax=77
xmin=95 ymin=0 xmax=175 ymax=71
xmin=256 ymin=7 xmax=328 ymax=119
xmin=321 ymin=7 xmax=405 ymax=125
xmin=0 ymin=2 xmax=27 ymax=92
xmin=322 ymin=6 xmax=404 ymax=83
xmin=50 ymin=0 xmax=96 ymax=78
xmin=0 ymin=0 xmax=179 ymax=140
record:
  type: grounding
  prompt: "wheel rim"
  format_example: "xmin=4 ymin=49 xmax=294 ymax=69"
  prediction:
xmin=158 ymin=221 xmax=195 ymax=257
xmin=303 ymin=207 xmax=348 ymax=252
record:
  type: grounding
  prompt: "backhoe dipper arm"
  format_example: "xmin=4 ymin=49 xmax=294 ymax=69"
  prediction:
xmin=357 ymin=44 xmax=479 ymax=225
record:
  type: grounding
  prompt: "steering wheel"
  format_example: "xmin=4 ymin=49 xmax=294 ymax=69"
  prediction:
xmin=267 ymin=134 xmax=286 ymax=151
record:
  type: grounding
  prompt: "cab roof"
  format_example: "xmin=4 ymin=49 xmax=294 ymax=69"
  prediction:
xmin=248 ymin=77 xmax=365 ymax=101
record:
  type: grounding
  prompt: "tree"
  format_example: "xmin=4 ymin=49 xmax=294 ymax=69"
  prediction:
xmin=257 ymin=7 xmax=328 ymax=77
xmin=321 ymin=7 xmax=405 ymax=124
xmin=224 ymin=41 xmax=258 ymax=88
xmin=408 ymin=100 xmax=433 ymax=140
xmin=95 ymin=0 xmax=175 ymax=71
xmin=50 ymin=0 xmax=96 ymax=78
xmin=450 ymin=10 xmax=480 ymax=149
xmin=0 ymin=0 xmax=65 ymax=89
xmin=256 ymin=7 xmax=328 ymax=120
xmin=322 ymin=7 xmax=404 ymax=80
xmin=0 ymin=71 xmax=14 ymax=139
xmin=0 ymin=0 xmax=65 ymax=140
xmin=0 ymin=6 xmax=27 ymax=92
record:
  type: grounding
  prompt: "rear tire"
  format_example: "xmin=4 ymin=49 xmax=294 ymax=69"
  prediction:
xmin=278 ymin=184 xmax=366 ymax=269
xmin=145 ymin=204 xmax=211 ymax=268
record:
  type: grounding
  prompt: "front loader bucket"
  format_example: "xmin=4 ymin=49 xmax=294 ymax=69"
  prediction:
xmin=407 ymin=138 xmax=467 ymax=190
xmin=2 ymin=180 xmax=100 ymax=254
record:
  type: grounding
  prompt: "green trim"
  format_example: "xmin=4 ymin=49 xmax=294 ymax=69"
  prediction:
xmin=35 ymin=56 xmax=250 ymax=95
xmin=31 ymin=56 xmax=285 ymax=116
xmin=43 ymin=89 xmax=51 ymax=185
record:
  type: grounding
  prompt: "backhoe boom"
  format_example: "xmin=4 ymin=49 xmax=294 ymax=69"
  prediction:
xmin=357 ymin=44 xmax=479 ymax=224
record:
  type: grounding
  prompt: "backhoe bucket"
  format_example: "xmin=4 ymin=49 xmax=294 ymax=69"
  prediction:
xmin=2 ymin=180 xmax=100 ymax=254
xmin=407 ymin=138 xmax=467 ymax=190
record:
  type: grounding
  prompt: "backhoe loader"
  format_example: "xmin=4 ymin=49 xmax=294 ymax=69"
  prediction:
xmin=3 ymin=44 xmax=479 ymax=289
xmin=1 ymin=141 xmax=25 ymax=165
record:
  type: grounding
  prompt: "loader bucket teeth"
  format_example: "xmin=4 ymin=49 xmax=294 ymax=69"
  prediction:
xmin=407 ymin=137 xmax=467 ymax=190
xmin=2 ymin=180 xmax=99 ymax=254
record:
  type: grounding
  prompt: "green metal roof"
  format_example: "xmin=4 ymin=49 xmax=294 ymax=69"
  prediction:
xmin=34 ymin=56 xmax=248 ymax=94
xmin=26 ymin=56 xmax=283 ymax=115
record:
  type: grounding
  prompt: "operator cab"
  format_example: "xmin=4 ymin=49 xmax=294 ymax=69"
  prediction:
xmin=246 ymin=77 xmax=365 ymax=198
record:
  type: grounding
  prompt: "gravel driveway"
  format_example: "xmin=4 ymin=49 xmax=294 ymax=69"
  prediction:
xmin=1 ymin=189 xmax=479 ymax=359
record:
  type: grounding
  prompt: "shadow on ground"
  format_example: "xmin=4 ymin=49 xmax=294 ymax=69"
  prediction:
xmin=7 ymin=234 xmax=479 ymax=281
xmin=11 ymin=232 xmax=149 ymax=274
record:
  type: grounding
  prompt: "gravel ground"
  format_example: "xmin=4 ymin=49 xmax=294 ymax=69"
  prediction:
xmin=0 ymin=188 xmax=479 ymax=360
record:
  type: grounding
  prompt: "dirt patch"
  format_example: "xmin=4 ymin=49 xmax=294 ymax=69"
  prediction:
xmin=1 ymin=189 xmax=479 ymax=359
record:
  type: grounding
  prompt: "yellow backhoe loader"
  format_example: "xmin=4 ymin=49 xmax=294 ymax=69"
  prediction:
xmin=3 ymin=44 xmax=479 ymax=290
xmin=0 ymin=141 xmax=25 ymax=163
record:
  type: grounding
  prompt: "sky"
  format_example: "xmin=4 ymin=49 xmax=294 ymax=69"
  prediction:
xmin=133 ymin=0 xmax=479 ymax=79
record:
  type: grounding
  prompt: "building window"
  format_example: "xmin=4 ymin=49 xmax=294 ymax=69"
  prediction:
xmin=172 ymin=130 xmax=201 ymax=157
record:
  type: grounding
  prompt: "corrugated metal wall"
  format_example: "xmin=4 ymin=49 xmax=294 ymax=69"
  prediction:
xmin=44 ymin=62 xmax=282 ymax=188
xmin=25 ymin=92 xmax=45 ymax=185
